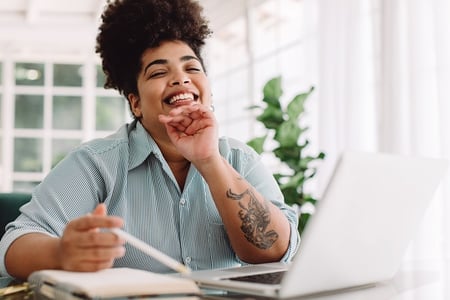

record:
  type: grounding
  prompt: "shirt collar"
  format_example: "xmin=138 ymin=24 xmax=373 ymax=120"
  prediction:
xmin=128 ymin=120 xmax=164 ymax=171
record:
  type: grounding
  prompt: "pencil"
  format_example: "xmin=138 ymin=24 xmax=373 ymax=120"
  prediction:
xmin=109 ymin=228 xmax=191 ymax=274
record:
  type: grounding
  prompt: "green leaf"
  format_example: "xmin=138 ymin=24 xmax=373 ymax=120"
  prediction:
xmin=262 ymin=76 xmax=283 ymax=107
xmin=304 ymin=168 xmax=317 ymax=180
xmin=274 ymin=120 xmax=301 ymax=147
xmin=298 ymin=155 xmax=317 ymax=168
xmin=246 ymin=136 xmax=267 ymax=154
xmin=302 ymin=194 xmax=317 ymax=205
xmin=246 ymin=104 xmax=263 ymax=110
xmin=317 ymin=152 xmax=326 ymax=160
xmin=280 ymin=186 xmax=301 ymax=206
xmin=273 ymin=146 xmax=300 ymax=164
xmin=286 ymin=86 xmax=314 ymax=120
xmin=280 ymin=172 xmax=305 ymax=189
xmin=247 ymin=77 xmax=325 ymax=234
xmin=257 ymin=105 xmax=284 ymax=129
xmin=299 ymin=213 xmax=311 ymax=234
xmin=286 ymin=94 xmax=305 ymax=119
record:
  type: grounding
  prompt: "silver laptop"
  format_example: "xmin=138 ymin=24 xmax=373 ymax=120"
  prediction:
xmin=188 ymin=151 xmax=448 ymax=298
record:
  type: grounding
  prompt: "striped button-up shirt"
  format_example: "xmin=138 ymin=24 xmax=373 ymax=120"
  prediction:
xmin=0 ymin=120 xmax=300 ymax=277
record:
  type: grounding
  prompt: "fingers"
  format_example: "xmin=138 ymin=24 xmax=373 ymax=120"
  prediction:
xmin=65 ymin=227 xmax=125 ymax=247
xmin=162 ymin=114 xmax=193 ymax=132
xmin=60 ymin=228 xmax=126 ymax=272
xmin=61 ymin=227 xmax=125 ymax=255
xmin=159 ymin=104 xmax=215 ymax=136
xmin=160 ymin=103 xmax=212 ymax=123
xmin=59 ymin=204 xmax=126 ymax=272
xmin=69 ymin=207 xmax=124 ymax=232
xmin=92 ymin=203 xmax=107 ymax=216
xmin=67 ymin=215 xmax=123 ymax=233
xmin=64 ymin=204 xmax=125 ymax=247
xmin=61 ymin=245 xmax=125 ymax=272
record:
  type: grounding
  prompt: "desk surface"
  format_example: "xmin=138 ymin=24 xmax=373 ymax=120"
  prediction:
xmin=1 ymin=259 xmax=448 ymax=299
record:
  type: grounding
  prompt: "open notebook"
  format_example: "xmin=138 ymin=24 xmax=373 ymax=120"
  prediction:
xmin=29 ymin=267 xmax=200 ymax=299
xmin=187 ymin=151 xmax=448 ymax=298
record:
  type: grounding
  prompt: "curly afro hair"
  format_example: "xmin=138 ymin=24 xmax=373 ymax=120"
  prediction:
xmin=96 ymin=0 xmax=212 ymax=98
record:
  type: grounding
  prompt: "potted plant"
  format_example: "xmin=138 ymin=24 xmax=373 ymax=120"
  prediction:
xmin=247 ymin=76 xmax=325 ymax=234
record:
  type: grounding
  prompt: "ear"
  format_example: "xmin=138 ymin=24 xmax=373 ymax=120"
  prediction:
xmin=128 ymin=93 xmax=142 ymax=118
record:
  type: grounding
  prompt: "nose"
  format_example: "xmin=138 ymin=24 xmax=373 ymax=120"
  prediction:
xmin=170 ymin=74 xmax=191 ymax=86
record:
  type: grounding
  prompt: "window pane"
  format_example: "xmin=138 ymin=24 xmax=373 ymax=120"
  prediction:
xmin=15 ymin=62 xmax=45 ymax=86
xmin=14 ymin=137 xmax=43 ymax=172
xmin=208 ymin=17 xmax=248 ymax=76
xmin=96 ymin=96 xmax=126 ymax=131
xmin=52 ymin=139 xmax=81 ymax=168
xmin=97 ymin=65 xmax=106 ymax=88
xmin=53 ymin=64 xmax=82 ymax=87
xmin=15 ymin=94 xmax=44 ymax=129
xmin=13 ymin=181 xmax=40 ymax=193
xmin=52 ymin=96 xmax=82 ymax=129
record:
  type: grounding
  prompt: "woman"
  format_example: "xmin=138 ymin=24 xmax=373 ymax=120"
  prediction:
xmin=0 ymin=0 xmax=299 ymax=280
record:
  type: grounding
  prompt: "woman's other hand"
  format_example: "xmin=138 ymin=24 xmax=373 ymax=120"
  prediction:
xmin=59 ymin=204 xmax=125 ymax=272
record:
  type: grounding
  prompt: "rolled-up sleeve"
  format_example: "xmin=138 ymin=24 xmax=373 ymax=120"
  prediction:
xmin=0 ymin=147 xmax=107 ymax=277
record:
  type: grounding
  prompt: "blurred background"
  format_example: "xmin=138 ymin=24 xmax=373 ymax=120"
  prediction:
xmin=0 ymin=0 xmax=449 ymax=296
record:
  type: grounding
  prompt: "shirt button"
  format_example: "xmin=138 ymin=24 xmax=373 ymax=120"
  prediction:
xmin=180 ymin=198 xmax=186 ymax=205
xmin=185 ymin=256 xmax=192 ymax=264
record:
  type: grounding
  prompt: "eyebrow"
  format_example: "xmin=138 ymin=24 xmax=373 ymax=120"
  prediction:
xmin=143 ymin=55 xmax=201 ymax=75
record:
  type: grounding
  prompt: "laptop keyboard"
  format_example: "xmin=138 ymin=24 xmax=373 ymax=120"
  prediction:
xmin=228 ymin=271 xmax=286 ymax=285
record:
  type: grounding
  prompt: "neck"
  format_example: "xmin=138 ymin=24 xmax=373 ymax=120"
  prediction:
xmin=156 ymin=139 xmax=190 ymax=190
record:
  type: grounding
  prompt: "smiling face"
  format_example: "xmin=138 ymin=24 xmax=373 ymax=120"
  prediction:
xmin=128 ymin=40 xmax=211 ymax=141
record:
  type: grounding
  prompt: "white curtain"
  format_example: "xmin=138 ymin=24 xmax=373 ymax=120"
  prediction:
xmin=315 ymin=0 xmax=450 ymax=296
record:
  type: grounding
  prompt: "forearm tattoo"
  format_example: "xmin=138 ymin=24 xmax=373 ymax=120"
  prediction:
xmin=226 ymin=188 xmax=279 ymax=249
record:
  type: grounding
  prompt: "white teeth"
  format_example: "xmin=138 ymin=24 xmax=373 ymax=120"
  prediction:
xmin=169 ymin=93 xmax=194 ymax=104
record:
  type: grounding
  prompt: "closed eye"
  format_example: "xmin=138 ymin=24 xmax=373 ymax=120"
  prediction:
xmin=148 ymin=70 xmax=167 ymax=79
xmin=186 ymin=66 xmax=202 ymax=72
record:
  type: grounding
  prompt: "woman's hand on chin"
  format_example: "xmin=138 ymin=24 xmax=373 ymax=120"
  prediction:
xmin=158 ymin=103 xmax=219 ymax=163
